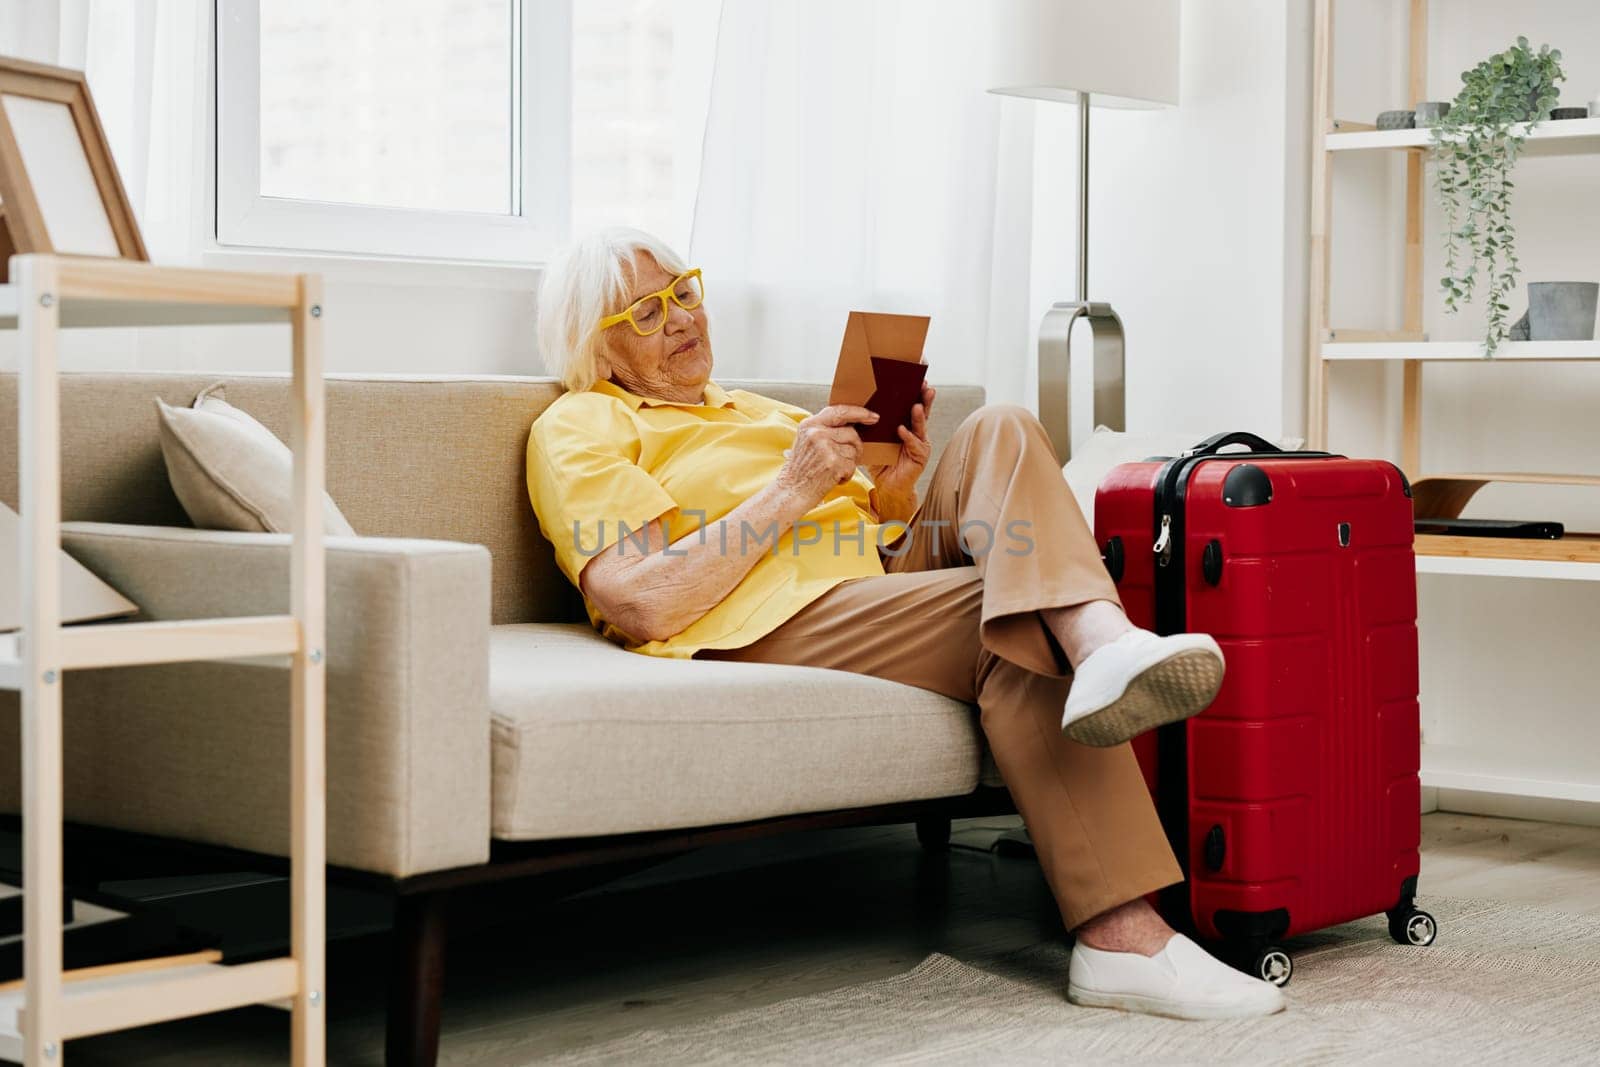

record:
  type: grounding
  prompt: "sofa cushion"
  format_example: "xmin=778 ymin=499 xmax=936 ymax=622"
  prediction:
xmin=155 ymin=383 xmax=358 ymax=535
xmin=489 ymin=623 xmax=984 ymax=840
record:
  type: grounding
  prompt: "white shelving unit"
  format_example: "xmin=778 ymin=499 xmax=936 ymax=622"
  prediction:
xmin=1323 ymin=340 xmax=1600 ymax=362
xmin=1327 ymin=114 xmax=1600 ymax=155
xmin=1308 ymin=0 xmax=1600 ymax=812
xmin=1414 ymin=554 xmax=1600 ymax=582
xmin=1 ymin=256 xmax=326 ymax=1065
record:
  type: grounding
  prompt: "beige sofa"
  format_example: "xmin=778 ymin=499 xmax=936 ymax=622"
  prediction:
xmin=0 ymin=371 xmax=1010 ymax=1065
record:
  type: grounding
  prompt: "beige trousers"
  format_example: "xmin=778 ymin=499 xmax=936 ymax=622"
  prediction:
xmin=700 ymin=405 xmax=1183 ymax=930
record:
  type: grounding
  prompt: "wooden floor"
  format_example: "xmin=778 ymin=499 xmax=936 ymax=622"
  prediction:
xmin=65 ymin=811 xmax=1600 ymax=1065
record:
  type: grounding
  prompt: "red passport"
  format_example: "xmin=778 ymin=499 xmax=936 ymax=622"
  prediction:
xmin=859 ymin=357 xmax=929 ymax=444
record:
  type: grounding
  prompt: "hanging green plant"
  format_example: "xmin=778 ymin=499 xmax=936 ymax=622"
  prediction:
xmin=1431 ymin=37 xmax=1565 ymax=356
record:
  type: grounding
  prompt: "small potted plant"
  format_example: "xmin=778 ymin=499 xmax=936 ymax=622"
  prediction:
xmin=1431 ymin=37 xmax=1565 ymax=355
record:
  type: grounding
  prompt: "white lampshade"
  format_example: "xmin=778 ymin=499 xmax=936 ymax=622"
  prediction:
xmin=987 ymin=0 xmax=1180 ymax=109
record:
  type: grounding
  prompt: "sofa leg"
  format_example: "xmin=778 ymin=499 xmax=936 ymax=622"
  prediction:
xmin=915 ymin=816 xmax=952 ymax=852
xmin=386 ymin=890 xmax=449 ymax=1067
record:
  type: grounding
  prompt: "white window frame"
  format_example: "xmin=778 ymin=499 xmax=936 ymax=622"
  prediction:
xmin=215 ymin=0 xmax=571 ymax=264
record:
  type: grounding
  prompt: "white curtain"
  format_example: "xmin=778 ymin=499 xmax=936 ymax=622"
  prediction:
xmin=690 ymin=1 xmax=1041 ymax=407
xmin=0 ymin=0 xmax=209 ymax=264
xmin=0 ymin=0 xmax=211 ymax=371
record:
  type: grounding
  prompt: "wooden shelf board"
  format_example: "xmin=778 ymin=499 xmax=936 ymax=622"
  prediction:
xmin=0 ymin=616 xmax=302 ymax=690
xmin=1418 ymin=472 xmax=1600 ymax=489
xmin=1417 ymin=553 xmax=1600 ymax=582
xmin=61 ymin=300 xmax=289 ymax=329
xmin=52 ymin=259 xmax=301 ymax=308
xmin=0 ymin=950 xmax=223 ymax=994
xmin=0 ymin=258 xmax=307 ymax=330
xmin=1422 ymin=743 xmax=1600 ymax=804
xmin=1412 ymin=474 xmax=1600 ymax=579
xmin=58 ymin=615 xmax=302 ymax=670
xmin=1323 ymin=340 xmax=1600 ymax=361
xmin=1416 ymin=534 xmax=1600 ymax=580
xmin=0 ymin=956 xmax=297 ymax=1046
xmin=0 ymin=289 xmax=291 ymax=331
xmin=1328 ymin=115 xmax=1600 ymax=155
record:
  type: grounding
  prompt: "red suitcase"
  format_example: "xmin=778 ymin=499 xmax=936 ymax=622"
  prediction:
xmin=1093 ymin=431 xmax=1436 ymax=986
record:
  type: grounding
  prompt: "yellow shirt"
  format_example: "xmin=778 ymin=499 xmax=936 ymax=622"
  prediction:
xmin=526 ymin=378 xmax=901 ymax=658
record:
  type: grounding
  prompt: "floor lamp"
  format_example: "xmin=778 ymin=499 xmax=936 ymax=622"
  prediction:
xmin=988 ymin=0 xmax=1180 ymax=463
xmin=983 ymin=1 xmax=1179 ymax=859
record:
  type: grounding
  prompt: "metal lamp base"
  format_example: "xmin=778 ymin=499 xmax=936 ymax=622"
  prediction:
xmin=1037 ymin=300 xmax=1126 ymax=465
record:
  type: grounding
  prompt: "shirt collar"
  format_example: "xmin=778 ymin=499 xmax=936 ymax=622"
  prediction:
xmin=591 ymin=378 xmax=738 ymax=410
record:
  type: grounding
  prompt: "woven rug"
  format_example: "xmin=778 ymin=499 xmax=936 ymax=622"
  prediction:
xmin=546 ymin=896 xmax=1600 ymax=1065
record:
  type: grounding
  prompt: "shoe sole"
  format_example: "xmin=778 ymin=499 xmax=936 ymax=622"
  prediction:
xmin=1062 ymin=647 xmax=1225 ymax=748
xmin=1067 ymin=983 xmax=1286 ymax=1021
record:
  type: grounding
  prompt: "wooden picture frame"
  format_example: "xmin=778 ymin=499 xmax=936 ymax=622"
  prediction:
xmin=0 ymin=56 xmax=147 ymax=282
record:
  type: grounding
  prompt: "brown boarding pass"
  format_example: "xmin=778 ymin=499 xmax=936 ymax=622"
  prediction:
xmin=828 ymin=310 xmax=930 ymax=467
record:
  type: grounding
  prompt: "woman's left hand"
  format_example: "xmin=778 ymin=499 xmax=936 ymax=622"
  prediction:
xmin=867 ymin=382 xmax=935 ymax=522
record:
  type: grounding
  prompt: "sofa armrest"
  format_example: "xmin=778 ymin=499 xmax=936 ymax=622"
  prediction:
xmin=0 ymin=523 xmax=492 ymax=879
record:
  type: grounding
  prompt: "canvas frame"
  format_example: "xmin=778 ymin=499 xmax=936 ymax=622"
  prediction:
xmin=0 ymin=56 xmax=147 ymax=279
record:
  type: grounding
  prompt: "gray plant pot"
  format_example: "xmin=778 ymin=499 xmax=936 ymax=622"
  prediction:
xmin=1377 ymin=109 xmax=1415 ymax=130
xmin=1415 ymin=101 xmax=1451 ymax=127
xmin=1527 ymin=282 xmax=1599 ymax=341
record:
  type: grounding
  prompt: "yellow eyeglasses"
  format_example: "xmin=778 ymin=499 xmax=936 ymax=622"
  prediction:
xmin=599 ymin=269 xmax=705 ymax=336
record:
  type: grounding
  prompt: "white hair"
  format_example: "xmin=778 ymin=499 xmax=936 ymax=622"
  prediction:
xmin=536 ymin=227 xmax=691 ymax=393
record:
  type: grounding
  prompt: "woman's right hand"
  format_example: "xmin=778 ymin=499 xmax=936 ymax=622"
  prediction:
xmin=776 ymin=404 xmax=878 ymax=507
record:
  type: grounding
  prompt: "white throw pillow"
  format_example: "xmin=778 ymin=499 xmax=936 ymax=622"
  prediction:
xmin=1062 ymin=426 xmax=1307 ymax=529
xmin=156 ymin=383 xmax=357 ymax=535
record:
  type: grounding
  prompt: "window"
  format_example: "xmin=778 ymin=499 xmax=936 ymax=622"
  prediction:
xmin=258 ymin=2 xmax=514 ymax=216
xmin=217 ymin=0 xmax=568 ymax=263
xmin=217 ymin=0 xmax=720 ymax=265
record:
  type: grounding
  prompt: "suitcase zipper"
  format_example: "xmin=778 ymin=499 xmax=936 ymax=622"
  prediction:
xmin=1154 ymin=514 xmax=1173 ymax=567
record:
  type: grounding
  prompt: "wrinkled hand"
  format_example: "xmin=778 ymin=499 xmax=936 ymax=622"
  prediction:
xmin=867 ymin=382 xmax=935 ymax=520
xmin=777 ymin=404 xmax=877 ymax=509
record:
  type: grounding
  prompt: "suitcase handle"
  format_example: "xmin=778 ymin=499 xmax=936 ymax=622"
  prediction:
xmin=1182 ymin=431 xmax=1283 ymax=458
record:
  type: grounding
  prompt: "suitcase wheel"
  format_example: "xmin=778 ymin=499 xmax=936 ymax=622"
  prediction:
xmin=1388 ymin=907 xmax=1438 ymax=947
xmin=1251 ymin=946 xmax=1294 ymax=987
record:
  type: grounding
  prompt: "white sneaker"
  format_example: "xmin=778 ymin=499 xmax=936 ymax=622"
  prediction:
xmin=1068 ymin=933 xmax=1286 ymax=1020
xmin=1061 ymin=629 xmax=1225 ymax=746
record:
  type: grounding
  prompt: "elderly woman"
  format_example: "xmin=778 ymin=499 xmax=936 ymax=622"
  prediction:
xmin=527 ymin=227 xmax=1284 ymax=1020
